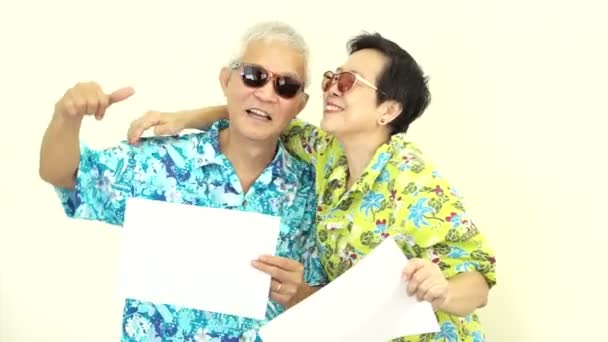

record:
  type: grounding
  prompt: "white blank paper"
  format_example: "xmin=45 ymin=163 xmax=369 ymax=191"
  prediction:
xmin=117 ymin=197 xmax=281 ymax=320
xmin=258 ymin=237 xmax=439 ymax=342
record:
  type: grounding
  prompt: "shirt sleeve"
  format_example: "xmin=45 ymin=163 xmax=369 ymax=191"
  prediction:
xmin=298 ymin=168 xmax=328 ymax=287
xmin=280 ymin=119 xmax=329 ymax=165
xmin=54 ymin=141 xmax=135 ymax=227
xmin=395 ymin=171 xmax=497 ymax=288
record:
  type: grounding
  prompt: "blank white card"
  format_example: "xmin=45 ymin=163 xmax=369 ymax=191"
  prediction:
xmin=117 ymin=197 xmax=281 ymax=320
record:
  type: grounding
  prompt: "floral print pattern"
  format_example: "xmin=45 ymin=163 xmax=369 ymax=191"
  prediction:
xmin=55 ymin=120 xmax=327 ymax=341
xmin=282 ymin=119 xmax=496 ymax=342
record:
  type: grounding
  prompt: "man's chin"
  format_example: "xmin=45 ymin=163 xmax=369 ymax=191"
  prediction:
xmin=236 ymin=127 xmax=279 ymax=144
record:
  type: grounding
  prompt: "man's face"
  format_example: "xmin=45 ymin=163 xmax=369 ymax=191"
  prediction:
xmin=220 ymin=39 xmax=308 ymax=143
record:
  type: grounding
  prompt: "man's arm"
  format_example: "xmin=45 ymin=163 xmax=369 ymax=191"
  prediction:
xmin=39 ymin=111 xmax=83 ymax=189
xmin=40 ymin=82 xmax=138 ymax=226
xmin=39 ymin=82 xmax=134 ymax=188
xmin=289 ymin=168 xmax=328 ymax=307
xmin=251 ymin=167 xmax=328 ymax=309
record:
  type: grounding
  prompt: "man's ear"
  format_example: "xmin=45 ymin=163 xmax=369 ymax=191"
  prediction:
xmin=219 ymin=67 xmax=231 ymax=96
xmin=294 ymin=92 xmax=309 ymax=117
xmin=378 ymin=100 xmax=403 ymax=125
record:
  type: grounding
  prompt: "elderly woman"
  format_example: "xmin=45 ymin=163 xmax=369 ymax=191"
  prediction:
xmin=128 ymin=32 xmax=496 ymax=341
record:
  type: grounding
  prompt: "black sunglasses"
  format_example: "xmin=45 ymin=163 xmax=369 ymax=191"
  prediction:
xmin=231 ymin=62 xmax=304 ymax=99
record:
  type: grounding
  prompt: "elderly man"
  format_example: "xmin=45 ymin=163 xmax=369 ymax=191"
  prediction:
xmin=38 ymin=21 xmax=326 ymax=341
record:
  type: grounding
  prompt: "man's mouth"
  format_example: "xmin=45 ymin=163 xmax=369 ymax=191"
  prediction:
xmin=246 ymin=108 xmax=272 ymax=121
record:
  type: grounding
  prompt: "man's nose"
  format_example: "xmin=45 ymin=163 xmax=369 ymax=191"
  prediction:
xmin=254 ymin=81 xmax=279 ymax=103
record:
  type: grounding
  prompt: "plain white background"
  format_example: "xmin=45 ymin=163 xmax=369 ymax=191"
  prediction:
xmin=1 ymin=0 xmax=606 ymax=341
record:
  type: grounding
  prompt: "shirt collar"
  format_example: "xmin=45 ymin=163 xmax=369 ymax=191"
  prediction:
xmin=335 ymin=133 xmax=416 ymax=195
xmin=344 ymin=143 xmax=392 ymax=194
xmin=267 ymin=140 xmax=298 ymax=185
xmin=197 ymin=120 xmax=297 ymax=186
xmin=193 ymin=120 xmax=226 ymax=168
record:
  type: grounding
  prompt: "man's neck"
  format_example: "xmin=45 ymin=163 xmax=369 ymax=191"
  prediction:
xmin=219 ymin=127 xmax=278 ymax=193
xmin=339 ymin=129 xmax=390 ymax=189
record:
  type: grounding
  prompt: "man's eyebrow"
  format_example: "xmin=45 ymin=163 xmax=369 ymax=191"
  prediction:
xmin=242 ymin=61 xmax=303 ymax=81
xmin=274 ymin=68 xmax=302 ymax=81
xmin=282 ymin=71 xmax=301 ymax=80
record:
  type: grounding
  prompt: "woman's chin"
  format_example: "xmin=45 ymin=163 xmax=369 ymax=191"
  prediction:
xmin=320 ymin=116 xmax=339 ymax=134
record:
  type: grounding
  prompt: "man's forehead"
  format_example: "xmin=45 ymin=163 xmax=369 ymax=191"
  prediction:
xmin=241 ymin=40 xmax=307 ymax=78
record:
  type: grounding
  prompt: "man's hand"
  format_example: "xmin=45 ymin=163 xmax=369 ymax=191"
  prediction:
xmin=39 ymin=81 xmax=134 ymax=188
xmin=55 ymin=81 xmax=134 ymax=121
xmin=127 ymin=110 xmax=186 ymax=145
xmin=402 ymin=258 xmax=449 ymax=309
xmin=252 ymin=255 xmax=310 ymax=308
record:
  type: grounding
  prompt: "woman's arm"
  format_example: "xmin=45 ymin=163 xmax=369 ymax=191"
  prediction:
xmin=126 ymin=107 xmax=331 ymax=165
xmin=279 ymin=118 xmax=327 ymax=164
xmin=403 ymin=258 xmax=490 ymax=317
xmin=127 ymin=106 xmax=228 ymax=144
xmin=395 ymin=150 xmax=496 ymax=317
xmin=440 ymin=271 xmax=489 ymax=315
xmin=178 ymin=106 xmax=228 ymax=130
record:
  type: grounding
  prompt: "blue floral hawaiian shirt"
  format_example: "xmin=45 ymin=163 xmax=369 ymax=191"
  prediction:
xmin=55 ymin=120 xmax=326 ymax=341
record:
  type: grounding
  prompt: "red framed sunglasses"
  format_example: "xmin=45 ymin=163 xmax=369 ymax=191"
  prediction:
xmin=321 ymin=70 xmax=386 ymax=95
xmin=231 ymin=62 xmax=304 ymax=99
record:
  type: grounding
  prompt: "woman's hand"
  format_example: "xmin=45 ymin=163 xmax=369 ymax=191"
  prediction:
xmin=127 ymin=110 xmax=187 ymax=145
xmin=127 ymin=106 xmax=228 ymax=145
xmin=402 ymin=258 xmax=449 ymax=308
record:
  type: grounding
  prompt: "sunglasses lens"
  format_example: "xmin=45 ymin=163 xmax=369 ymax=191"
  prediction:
xmin=337 ymin=72 xmax=356 ymax=93
xmin=241 ymin=64 xmax=301 ymax=99
xmin=321 ymin=71 xmax=356 ymax=93
xmin=241 ymin=65 xmax=268 ymax=87
xmin=275 ymin=77 xmax=302 ymax=99
xmin=322 ymin=72 xmax=333 ymax=91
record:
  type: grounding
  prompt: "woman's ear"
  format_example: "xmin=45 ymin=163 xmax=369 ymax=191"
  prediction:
xmin=377 ymin=100 xmax=403 ymax=126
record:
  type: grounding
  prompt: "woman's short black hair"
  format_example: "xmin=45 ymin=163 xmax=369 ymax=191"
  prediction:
xmin=347 ymin=33 xmax=431 ymax=134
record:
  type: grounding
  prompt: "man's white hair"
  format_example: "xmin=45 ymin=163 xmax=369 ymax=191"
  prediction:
xmin=229 ymin=21 xmax=310 ymax=87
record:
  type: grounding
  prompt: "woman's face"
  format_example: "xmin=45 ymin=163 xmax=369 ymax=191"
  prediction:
xmin=320 ymin=48 xmax=389 ymax=139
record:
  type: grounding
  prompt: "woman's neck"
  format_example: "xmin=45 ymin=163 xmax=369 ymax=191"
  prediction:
xmin=339 ymin=130 xmax=390 ymax=189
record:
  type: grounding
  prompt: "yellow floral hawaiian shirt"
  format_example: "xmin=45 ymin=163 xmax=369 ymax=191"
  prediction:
xmin=281 ymin=119 xmax=497 ymax=342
